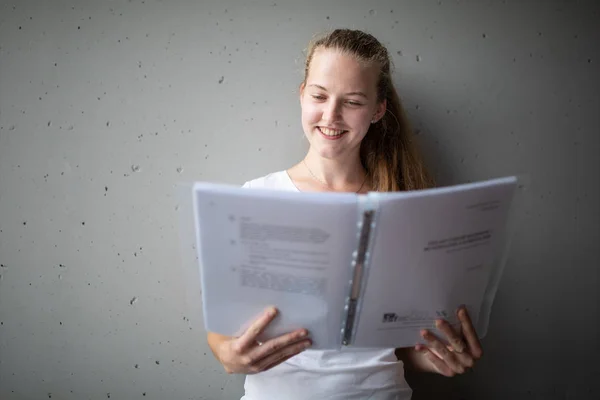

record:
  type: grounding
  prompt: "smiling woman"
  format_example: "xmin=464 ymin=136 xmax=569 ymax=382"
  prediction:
xmin=206 ymin=29 xmax=482 ymax=400
xmin=291 ymin=29 xmax=434 ymax=194
xmin=300 ymin=50 xmax=382 ymax=160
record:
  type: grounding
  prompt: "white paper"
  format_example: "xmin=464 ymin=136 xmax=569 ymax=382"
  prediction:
xmin=190 ymin=177 xmax=518 ymax=350
xmin=192 ymin=183 xmax=359 ymax=349
xmin=351 ymin=177 xmax=517 ymax=348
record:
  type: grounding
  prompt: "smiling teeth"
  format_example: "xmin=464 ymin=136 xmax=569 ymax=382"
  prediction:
xmin=320 ymin=127 xmax=345 ymax=136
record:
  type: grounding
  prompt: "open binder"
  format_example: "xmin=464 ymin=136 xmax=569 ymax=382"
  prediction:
xmin=189 ymin=176 xmax=519 ymax=349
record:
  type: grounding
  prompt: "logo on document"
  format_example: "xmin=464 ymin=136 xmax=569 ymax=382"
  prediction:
xmin=382 ymin=313 xmax=399 ymax=323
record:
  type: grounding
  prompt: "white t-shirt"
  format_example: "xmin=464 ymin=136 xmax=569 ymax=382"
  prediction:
xmin=240 ymin=170 xmax=412 ymax=400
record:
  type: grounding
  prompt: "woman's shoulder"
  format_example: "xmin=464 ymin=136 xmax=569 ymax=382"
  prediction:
xmin=242 ymin=170 xmax=298 ymax=191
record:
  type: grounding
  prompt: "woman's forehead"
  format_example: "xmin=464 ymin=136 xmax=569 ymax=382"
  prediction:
xmin=307 ymin=48 xmax=379 ymax=92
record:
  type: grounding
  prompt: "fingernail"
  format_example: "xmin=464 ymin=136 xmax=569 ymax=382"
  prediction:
xmin=267 ymin=307 xmax=277 ymax=317
xmin=304 ymin=341 xmax=312 ymax=348
xmin=420 ymin=330 xmax=428 ymax=338
xmin=299 ymin=330 xmax=308 ymax=337
xmin=435 ymin=319 xmax=443 ymax=328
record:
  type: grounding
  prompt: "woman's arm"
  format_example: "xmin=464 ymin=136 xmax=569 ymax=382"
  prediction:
xmin=207 ymin=331 xmax=232 ymax=365
xmin=396 ymin=347 xmax=437 ymax=373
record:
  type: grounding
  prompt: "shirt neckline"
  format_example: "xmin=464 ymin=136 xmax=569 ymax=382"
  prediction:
xmin=282 ymin=170 xmax=301 ymax=192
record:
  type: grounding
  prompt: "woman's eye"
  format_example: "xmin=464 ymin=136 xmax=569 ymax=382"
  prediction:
xmin=310 ymin=95 xmax=361 ymax=106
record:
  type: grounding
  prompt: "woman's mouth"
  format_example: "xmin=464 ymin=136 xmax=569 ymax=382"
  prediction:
xmin=318 ymin=127 xmax=348 ymax=140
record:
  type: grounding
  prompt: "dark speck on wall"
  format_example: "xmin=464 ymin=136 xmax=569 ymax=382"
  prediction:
xmin=218 ymin=76 xmax=224 ymax=84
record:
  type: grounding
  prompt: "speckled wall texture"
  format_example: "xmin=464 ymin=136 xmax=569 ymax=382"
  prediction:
xmin=0 ymin=0 xmax=598 ymax=399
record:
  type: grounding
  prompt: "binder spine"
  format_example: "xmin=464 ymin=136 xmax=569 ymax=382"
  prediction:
xmin=341 ymin=196 xmax=377 ymax=346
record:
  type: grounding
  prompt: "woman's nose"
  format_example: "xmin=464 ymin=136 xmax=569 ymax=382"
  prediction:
xmin=322 ymin=100 xmax=342 ymax=122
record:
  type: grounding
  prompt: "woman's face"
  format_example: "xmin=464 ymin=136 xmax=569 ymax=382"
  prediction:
xmin=300 ymin=48 xmax=386 ymax=160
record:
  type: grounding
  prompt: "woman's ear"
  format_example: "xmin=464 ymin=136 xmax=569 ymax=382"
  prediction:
xmin=299 ymin=82 xmax=306 ymax=99
xmin=374 ymin=99 xmax=387 ymax=122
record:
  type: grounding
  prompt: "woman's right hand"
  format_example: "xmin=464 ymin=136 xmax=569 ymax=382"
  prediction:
xmin=207 ymin=306 xmax=312 ymax=374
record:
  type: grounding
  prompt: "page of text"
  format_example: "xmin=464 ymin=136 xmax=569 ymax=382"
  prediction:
xmin=351 ymin=178 xmax=516 ymax=348
xmin=193 ymin=184 xmax=359 ymax=349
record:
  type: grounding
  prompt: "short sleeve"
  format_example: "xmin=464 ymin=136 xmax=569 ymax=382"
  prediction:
xmin=241 ymin=181 xmax=251 ymax=189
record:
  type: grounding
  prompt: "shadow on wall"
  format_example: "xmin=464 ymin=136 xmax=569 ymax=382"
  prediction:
xmin=407 ymin=369 xmax=466 ymax=400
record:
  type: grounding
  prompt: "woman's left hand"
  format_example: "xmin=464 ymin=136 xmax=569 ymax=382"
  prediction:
xmin=405 ymin=306 xmax=483 ymax=377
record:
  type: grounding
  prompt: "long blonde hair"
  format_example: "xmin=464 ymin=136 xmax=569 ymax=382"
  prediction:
xmin=303 ymin=29 xmax=435 ymax=191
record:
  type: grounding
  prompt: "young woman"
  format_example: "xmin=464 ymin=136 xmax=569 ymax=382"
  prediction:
xmin=208 ymin=29 xmax=483 ymax=400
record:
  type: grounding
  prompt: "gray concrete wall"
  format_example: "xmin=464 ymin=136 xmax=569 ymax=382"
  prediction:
xmin=0 ymin=0 xmax=598 ymax=399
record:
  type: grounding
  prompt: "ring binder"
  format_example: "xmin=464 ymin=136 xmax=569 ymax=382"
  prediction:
xmin=191 ymin=175 xmax=519 ymax=349
xmin=341 ymin=195 xmax=378 ymax=346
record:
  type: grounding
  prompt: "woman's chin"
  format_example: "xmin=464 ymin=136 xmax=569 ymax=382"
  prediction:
xmin=309 ymin=144 xmax=340 ymax=159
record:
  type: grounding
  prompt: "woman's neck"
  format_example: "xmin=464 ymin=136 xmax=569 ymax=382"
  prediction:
xmin=302 ymin=148 xmax=367 ymax=191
